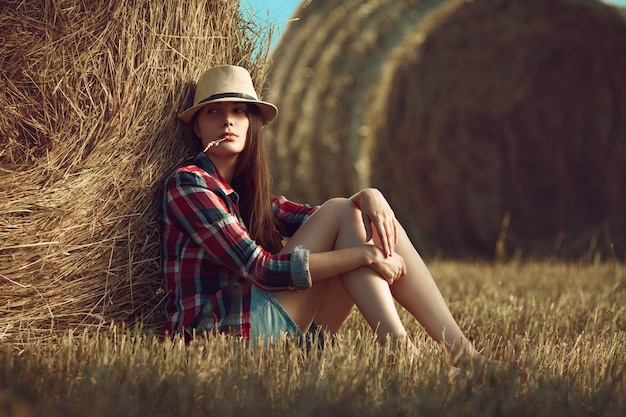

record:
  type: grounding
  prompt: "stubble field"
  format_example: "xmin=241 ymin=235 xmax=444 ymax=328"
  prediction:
xmin=1 ymin=260 xmax=624 ymax=417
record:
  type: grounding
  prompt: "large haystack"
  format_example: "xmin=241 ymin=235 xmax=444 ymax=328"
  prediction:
xmin=365 ymin=0 xmax=626 ymax=258
xmin=267 ymin=0 xmax=626 ymax=259
xmin=266 ymin=0 xmax=443 ymax=201
xmin=0 ymin=0 xmax=273 ymax=344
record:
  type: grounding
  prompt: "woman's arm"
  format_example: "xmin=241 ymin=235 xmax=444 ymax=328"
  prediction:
xmin=165 ymin=168 xmax=312 ymax=291
xmin=271 ymin=195 xmax=318 ymax=237
xmin=308 ymin=245 xmax=406 ymax=286
xmin=277 ymin=196 xmax=406 ymax=287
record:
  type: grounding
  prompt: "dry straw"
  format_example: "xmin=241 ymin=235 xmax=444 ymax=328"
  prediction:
xmin=266 ymin=0 xmax=437 ymax=202
xmin=267 ymin=0 xmax=626 ymax=259
xmin=0 ymin=0 xmax=273 ymax=345
xmin=365 ymin=0 xmax=626 ymax=258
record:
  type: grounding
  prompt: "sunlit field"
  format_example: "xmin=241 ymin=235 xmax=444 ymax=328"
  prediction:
xmin=2 ymin=1 xmax=625 ymax=416
xmin=2 ymin=260 xmax=623 ymax=416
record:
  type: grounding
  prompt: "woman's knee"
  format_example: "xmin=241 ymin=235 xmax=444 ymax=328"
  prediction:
xmin=320 ymin=198 xmax=369 ymax=245
xmin=320 ymin=197 xmax=361 ymax=223
xmin=320 ymin=197 xmax=352 ymax=210
xmin=281 ymin=198 xmax=360 ymax=254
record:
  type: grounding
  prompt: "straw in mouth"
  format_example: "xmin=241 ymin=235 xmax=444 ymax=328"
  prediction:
xmin=202 ymin=137 xmax=227 ymax=153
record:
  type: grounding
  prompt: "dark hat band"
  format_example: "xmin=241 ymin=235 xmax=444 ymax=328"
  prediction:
xmin=199 ymin=92 xmax=257 ymax=104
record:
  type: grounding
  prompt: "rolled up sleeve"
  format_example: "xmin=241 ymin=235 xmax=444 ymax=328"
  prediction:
xmin=289 ymin=245 xmax=312 ymax=290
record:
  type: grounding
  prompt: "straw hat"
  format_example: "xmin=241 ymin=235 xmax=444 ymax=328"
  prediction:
xmin=178 ymin=65 xmax=278 ymax=124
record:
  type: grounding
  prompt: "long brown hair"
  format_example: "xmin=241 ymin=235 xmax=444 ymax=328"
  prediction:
xmin=231 ymin=104 xmax=283 ymax=253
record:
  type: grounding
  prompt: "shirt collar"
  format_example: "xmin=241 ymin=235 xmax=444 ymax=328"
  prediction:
xmin=193 ymin=151 xmax=238 ymax=201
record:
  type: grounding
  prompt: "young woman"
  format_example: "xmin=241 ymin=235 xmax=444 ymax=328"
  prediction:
xmin=161 ymin=65 xmax=498 ymax=368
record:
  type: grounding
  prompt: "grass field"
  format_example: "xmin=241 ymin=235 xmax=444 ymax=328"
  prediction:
xmin=1 ymin=260 xmax=624 ymax=416
xmin=2 ymin=2 xmax=623 ymax=415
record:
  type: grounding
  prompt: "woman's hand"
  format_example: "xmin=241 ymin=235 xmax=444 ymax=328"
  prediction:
xmin=367 ymin=245 xmax=406 ymax=285
xmin=350 ymin=188 xmax=398 ymax=257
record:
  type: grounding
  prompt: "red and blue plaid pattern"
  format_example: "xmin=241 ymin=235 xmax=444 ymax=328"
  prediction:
xmin=161 ymin=152 xmax=316 ymax=338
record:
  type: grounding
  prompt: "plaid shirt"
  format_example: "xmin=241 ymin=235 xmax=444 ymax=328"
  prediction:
xmin=161 ymin=152 xmax=317 ymax=338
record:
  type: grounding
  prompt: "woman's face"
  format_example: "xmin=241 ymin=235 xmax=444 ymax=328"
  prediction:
xmin=194 ymin=101 xmax=250 ymax=155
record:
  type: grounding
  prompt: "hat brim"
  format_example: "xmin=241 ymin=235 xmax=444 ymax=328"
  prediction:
xmin=178 ymin=97 xmax=278 ymax=125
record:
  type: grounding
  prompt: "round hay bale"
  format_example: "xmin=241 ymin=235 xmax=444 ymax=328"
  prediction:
xmin=365 ymin=0 xmax=626 ymax=258
xmin=0 ymin=0 xmax=273 ymax=344
xmin=268 ymin=0 xmax=626 ymax=259
xmin=266 ymin=0 xmax=443 ymax=204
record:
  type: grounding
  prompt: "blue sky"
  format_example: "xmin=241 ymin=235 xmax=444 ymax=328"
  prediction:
xmin=242 ymin=0 xmax=626 ymax=50
xmin=241 ymin=0 xmax=303 ymax=50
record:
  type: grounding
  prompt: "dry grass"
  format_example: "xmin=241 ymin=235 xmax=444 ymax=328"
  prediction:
xmin=0 ymin=0 xmax=274 ymax=344
xmin=1 ymin=260 xmax=624 ymax=416
xmin=266 ymin=0 xmax=436 ymax=202
xmin=366 ymin=0 xmax=626 ymax=259
xmin=266 ymin=0 xmax=626 ymax=259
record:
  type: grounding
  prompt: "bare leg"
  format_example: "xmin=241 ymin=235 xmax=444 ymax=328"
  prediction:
xmin=388 ymin=223 xmax=484 ymax=363
xmin=274 ymin=198 xmax=407 ymax=340
xmin=272 ymin=198 xmax=352 ymax=332
xmin=274 ymin=198 xmax=490 ymax=365
xmin=313 ymin=278 xmax=353 ymax=333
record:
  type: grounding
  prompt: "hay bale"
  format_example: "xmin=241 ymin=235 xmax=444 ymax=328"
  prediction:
xmin=365 ymin=0 xmax=626 ymax=258
xmin=266 ymin=0 xmax=441 ymax=203
xmin=268 ymin=0 xmax=626 ymax=259
xmin=0 ymin=0 xmax=273 ymax=344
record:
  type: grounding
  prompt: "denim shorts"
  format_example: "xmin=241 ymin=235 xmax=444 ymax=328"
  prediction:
xmin=250 ymin=286 xmax=323 ymax=350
